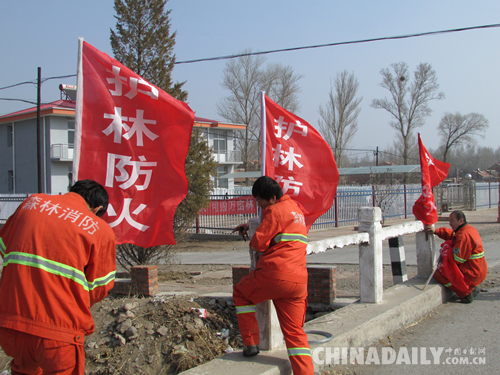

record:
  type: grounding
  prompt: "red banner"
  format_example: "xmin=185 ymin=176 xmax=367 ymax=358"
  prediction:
xmin=75 ymin=41 xmax=194 ymax=247
xmin=412 ymin=133 xmax=450 ymax=225
xmin=264 ymin=95 xmax=339 ymax=231
xmin=199 ymin=196 xmax=257 ymax=216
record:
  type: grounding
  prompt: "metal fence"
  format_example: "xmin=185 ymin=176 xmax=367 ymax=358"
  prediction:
xmin=196 ymin=184 xmax=424 ymax=234
xmin=2 ymin=182 xmax=498 ymax=231
xmin=476 ymin=182 xmax=500 ymax=209
xmin=0 ymin=194 xmax=29 ymax=222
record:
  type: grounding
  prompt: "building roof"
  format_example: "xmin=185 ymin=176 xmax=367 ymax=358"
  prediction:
xmin=220 ymin=165 xmax=421 ymax=179
xmin=0 ymin=100 xmax=246 ymax=130
xmin=487 ymin=162 xmax=500 ymax=173
xmin=0 ymin=100 xmax=76 ymax=124
xmin=193 ymin=117 xmax=246 ymax=130
xmin=337 ymin=165 xmax=420 ymax=175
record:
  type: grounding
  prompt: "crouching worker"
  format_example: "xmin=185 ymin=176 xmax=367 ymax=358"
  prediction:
xmin=0 ymin=180 xmax=116 ymax=375
xmin=425 ymin=210 xmax=487 ymax=303
xmin=232 ymin=176 xmax=313 ymax=375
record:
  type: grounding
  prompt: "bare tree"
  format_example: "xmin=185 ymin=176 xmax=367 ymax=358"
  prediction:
xmin=262 ymin=63 xmax=302 ymax=114
xmin=318 ymin=70 xmax=362 ymax=168
xmin=371 ymin=62 xmax=444 ymax=165
xmin=217 ymin=50 xmax=303 ymax=171
xmin=438 ymin=112 xmax=489 ymax=163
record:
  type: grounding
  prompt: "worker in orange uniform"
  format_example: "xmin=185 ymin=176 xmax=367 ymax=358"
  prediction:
xmin=233 ymin=176 xmax=313 ymax=375
xmin=425 ymin=210 xmax=487 ymax=303
xmin=0 ymin=180 xmax=116 ymax=375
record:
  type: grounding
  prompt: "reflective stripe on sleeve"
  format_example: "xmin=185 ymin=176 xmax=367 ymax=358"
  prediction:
xmin=0 ymin=237 xmax=5 ymax=257
xmin=469 ymin=252 xmax=485 ymax=260
xmin=287 ymin=347 xmax=311 ymax=357
xmin=453 ymin=254 xmax=466 ymax=263
xmin=88 ymin=270 xmax=116 ymax=290
xmin=444 ymin=282 xmax=452 ymax=287
xmin=273 ymin=233 xmax=308 ymax=244
xmin=235 ymin=305 xmax=256 ymax=314
xmin=3 ymin=251 xmax=114 ymax=291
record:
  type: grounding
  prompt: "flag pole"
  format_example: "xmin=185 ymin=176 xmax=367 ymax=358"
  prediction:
xmin=260 ymin=91 xmax=266 ymax=177
xmin=73 ymin=37 xmax=84 ymax=184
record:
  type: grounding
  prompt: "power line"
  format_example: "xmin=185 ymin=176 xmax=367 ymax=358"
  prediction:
xmin=41 ymin=74 xmax=76 ymax=83
xmin=0 ymin=98 xmax=38 ymax=105
xmin=2 ymin=23 xmax=498 ymax=97
xmin=175 ymin=23 xmax=500 ymax=65
xmin=0 ymin=81 xmax=36 ymax=91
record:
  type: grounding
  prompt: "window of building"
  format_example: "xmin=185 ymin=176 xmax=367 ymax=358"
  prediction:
xmin=212 ymin=130 xmax=227 ymax=153
xmin=216 ymin=166 xmax=228 ymax=188
xmin=8 ymin=170 xmax=13 ymax=192
xmin=68 ymin=120 xmax=75 ymax=146
xmin=7 ymin=125 xmax=13 ymax=147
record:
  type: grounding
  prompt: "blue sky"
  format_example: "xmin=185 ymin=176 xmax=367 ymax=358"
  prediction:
xmin=1 ymin=0 xmax=499 ymax=161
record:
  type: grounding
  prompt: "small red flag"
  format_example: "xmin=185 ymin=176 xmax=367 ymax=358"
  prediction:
xmin=412 ymin=133 xmax=450 ymax=225
xmin=75 ymin=41 xmax=194 ymax=247
xmin=264 ymin=95 xmax=339 ymax=231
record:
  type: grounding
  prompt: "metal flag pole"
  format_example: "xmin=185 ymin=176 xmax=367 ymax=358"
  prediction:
xmin=260 ymin=90 xmax=266 ymax=177
xmin=73 ymin=37 xmax=84 ymax=184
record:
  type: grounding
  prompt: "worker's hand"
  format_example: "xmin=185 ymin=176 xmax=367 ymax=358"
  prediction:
xmin=233 ymin=223 xmax=250 ymax=241
xmin=424 ymin=225 xmax=435 ymax=235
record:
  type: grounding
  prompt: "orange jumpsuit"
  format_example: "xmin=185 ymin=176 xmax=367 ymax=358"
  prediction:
xmin=233 ymin=195 xmax=313 ymax=375
xmin=0 ymin=192 xmax=116 ymax=375
xmin=433 ymin=224 xmax=487 ymax=298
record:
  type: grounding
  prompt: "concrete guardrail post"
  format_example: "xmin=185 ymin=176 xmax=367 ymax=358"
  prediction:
xmin=388 ymin=236 xmax=408 ymax=285
xmin=357 ymin=207 xmax=383 ymax=303
xmin=248 ymin=218 xmax=285 ymax=351
xmin=415 ymin=231 xmax=434 ymax=276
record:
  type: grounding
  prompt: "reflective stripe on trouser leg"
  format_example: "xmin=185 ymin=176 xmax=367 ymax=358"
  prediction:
xmin=288 ymin=347 xmax=311 ymax=357
xmin=235 ymin=305 xmax=256 ymax=314
xmin=233 ymin=278 xmax=261 ymax=347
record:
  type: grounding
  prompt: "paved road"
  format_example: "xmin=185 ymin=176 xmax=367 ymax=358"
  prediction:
xmin=175 ymin=232 xmax=500 ymax=267
xmin=321 ymin=282 xmax=500 ymax=374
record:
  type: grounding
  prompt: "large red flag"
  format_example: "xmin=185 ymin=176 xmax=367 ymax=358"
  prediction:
xmin=74 ymin=40 xmax=194 ymax=247
xmin=264 ymin=95 xmax=339 ymax=231
xmin=412 ymin=133 xmax=450 ymax=225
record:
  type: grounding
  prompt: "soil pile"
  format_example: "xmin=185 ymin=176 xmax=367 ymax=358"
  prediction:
xmin=85 ymin=294 xmax=242 ymax=375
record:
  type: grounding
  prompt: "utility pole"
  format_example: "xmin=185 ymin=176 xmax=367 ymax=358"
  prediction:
xmin=37 ymin=67 xmax=42 ymax=193
xmin=374 ymin=146 xmax=379 ymax=166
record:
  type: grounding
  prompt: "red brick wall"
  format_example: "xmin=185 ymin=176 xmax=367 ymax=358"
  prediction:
xmin=231 ymin=265 xmax=337 ymax=305
xmin=109 ymin=265 xmax=158 ymax=297
xmin=307 ymin=266 xmax=336 ymax=305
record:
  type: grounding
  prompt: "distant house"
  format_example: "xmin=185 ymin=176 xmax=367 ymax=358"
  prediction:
xmin=0 ymin=88 xmax=245 ymax=194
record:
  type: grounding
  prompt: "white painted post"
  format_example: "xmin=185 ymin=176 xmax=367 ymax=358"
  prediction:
xmin=388 ymin=236 xmax=408 ymax=285
xmin=248 ymin=218 xmax=285 ymax=350
xmin=358 ymin=207 xmax=383 ymax=303
xmin=415 ymin=231 xmax=433 ymax=276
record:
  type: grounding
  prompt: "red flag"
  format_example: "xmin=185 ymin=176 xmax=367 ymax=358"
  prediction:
xmin=412 ymin=133 xmax=450 ymax=225
xmin=74 ymin=41 xmax=194 ymax=247
xmin=264 ymin=95 xmax=339 ymax=231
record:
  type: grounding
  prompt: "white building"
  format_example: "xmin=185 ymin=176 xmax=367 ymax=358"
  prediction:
xmin=0 ymin=92 xmax=245 ymax=194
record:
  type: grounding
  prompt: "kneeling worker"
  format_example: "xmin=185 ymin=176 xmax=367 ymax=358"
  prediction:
xmin=425 ymin=210 xmax=487 ymax=303
xmin=233 ymin=176 xmax=313 ymax=375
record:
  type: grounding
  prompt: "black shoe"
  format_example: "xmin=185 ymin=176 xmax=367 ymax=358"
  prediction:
xmin=461 ymin=287 xmax=480 ymax=304
xmin=243 ymin=345 xmax=260 ymax=357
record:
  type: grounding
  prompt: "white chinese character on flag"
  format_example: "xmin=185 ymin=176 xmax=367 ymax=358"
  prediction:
xmin=106 ymin=153 xmax=157 ymax=190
